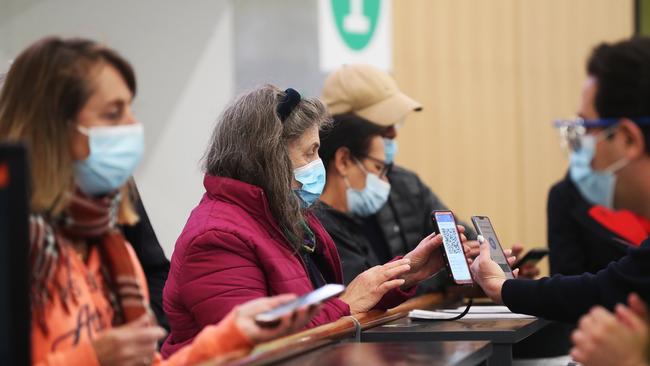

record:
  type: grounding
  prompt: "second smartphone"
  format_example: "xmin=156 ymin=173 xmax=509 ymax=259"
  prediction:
xmin=471 ymin=215 xmax=515 ymax=279
xmin=254 ymin=284 xmax=345 ymax=325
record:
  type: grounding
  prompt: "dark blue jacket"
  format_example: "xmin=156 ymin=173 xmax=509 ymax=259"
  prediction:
xmin=503 ymin=239 xmax=650 ymax=323
xmin=548 ymin=173 xmax=634 ymax=275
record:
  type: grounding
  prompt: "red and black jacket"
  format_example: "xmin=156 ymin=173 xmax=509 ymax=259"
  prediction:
xmin=547 ymin=173 xmax=650 ymax=275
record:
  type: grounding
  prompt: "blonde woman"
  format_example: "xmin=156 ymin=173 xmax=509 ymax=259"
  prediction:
xmin=0 ymin=37 xmax=314 ymax=366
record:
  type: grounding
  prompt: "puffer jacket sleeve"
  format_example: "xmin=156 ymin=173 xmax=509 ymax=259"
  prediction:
xmin=178 ymin=229 xmax=350 ymax=331
xmin=178 ymin=230 xmax=267 ymax=328
xmin=307 ymin=297 xmax=350 ymax=327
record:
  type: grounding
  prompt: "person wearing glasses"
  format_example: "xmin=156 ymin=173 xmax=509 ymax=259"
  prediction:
xmin=320 ymin=64 xmax=539 ymax=293
xmin=548 ymin=113 xmax=650 ymax=278
xmin=315 ymin=113 xmax=466 ymax=306
xmin=471 ymin=37 xmax=650 ymax=324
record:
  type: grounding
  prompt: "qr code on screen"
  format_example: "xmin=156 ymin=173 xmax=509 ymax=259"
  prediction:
xmin=442 ymin=228 xmax=461 ymax=254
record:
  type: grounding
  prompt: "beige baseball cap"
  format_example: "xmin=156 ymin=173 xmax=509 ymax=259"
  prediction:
xmin=321 ymin=64 xmax=422 ymax=126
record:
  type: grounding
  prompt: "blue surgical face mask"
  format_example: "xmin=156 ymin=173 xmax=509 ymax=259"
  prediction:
xmin=293 ymin=158 xmax=326 ymax=208
xmin=346 ymin=160 xmax=391 ymax=216
xmin=74 ymin=123 xmax=145 ymax=196
xmin=383 ymin=138 xmax=398 ymax=164
xmin=569 ymin=133 xmax=628 ymax=209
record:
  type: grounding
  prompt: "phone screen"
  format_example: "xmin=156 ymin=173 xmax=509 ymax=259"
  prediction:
xmin=255 ymin=284 xmax=345 ymax=323
xmin=472 ymin=216 xmax=514 ymax=279
xmin=434 ymin=212 xmax=472 ymax=283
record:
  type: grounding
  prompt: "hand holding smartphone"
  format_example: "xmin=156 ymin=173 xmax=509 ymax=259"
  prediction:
xmin=471 ymin=216 xmax=515 ymax=279
xmin=431 ymin=211 xmax=473 ymax=285
xmin=512 ymin=248 xmax=549 ymax=270
xmin=254 ymin=284 xmax=345 ymax=326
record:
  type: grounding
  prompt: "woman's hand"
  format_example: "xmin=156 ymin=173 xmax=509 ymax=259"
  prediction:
xmin=570 ymin=295 xmax=650 ymax=366
xmin=234 ymin=294 xmax=320 ymax=344
xmin=401 ymin=233 xmax=444 ymax=288
xmin=92 ymin=314 xmax=166 ymax=366
xmin=402 ymin=225 xmax=476 ymax=288
xmin=339 ymin=258 xmax=411 ymax=314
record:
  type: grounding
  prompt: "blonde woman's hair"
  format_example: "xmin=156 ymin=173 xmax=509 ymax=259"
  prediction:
xmin=0 ymin=37 xmax=138 ymax=224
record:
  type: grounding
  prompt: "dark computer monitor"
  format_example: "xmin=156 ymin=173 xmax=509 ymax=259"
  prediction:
xmin=0 ymin=143 xmax=31 ymax=365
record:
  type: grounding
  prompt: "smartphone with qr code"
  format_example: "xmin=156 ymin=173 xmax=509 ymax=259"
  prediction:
xmin=431 ymin=211 xmax=474 ymax=285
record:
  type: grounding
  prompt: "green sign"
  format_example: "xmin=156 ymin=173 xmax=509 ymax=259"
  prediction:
xmin=331 ymin=0 xmax=381 ymax=51
xmin=639 ymin=0 xmax=650 ymax=36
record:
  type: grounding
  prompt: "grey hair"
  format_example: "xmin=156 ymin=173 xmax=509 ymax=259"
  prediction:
xmin=204 ymin=84 xmax=331 ymax=249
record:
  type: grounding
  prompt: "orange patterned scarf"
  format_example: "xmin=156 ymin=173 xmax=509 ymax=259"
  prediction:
xmin=30 ymin=190 xmax=149 ymax=333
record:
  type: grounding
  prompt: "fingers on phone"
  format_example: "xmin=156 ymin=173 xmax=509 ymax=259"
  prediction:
xmin=382 ymin=263 xmax=411 ymax=279
xmin=479 ymin=239 xmax=491 ymax=260
xmin=255 ymin=318 xmax=282 ymax=328
xmin=379 ymin=278 xmax=406 ymax=292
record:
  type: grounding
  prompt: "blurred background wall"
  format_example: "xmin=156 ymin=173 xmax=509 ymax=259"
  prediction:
xmin=392 ymin=0 xmax=633 ymax=273
xmin=0 ymin=0 xmax=235 ymax=257
xmin=0 ymin=0 xmax=635 ymax=270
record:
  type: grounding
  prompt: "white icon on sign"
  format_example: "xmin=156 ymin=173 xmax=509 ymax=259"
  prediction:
xmin=343 ymin=0 xmax=370 ymax=34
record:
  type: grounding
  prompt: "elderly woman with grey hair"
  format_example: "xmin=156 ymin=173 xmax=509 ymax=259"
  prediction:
xmin=162 ymin=84 xmax=450 ymax=356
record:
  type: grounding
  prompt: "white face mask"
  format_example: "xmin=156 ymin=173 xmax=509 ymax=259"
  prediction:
xmin=345 ymin=160 xmax=391 ymax=216
xmin=74 ymin=123 xmax=145 ymax=196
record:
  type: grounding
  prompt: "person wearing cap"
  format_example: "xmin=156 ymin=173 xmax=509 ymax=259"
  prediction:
xmin=321 ymin=64 xmax=537 ymax=291
xmin=314 ymin=112 xmax=474 ymax=304
xmin=322 ymin=63 xmax=474 ymax=262
xmin=470 ymin=37 xmax=650 ymax=324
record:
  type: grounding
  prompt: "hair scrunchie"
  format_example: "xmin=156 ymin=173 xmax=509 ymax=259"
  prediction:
xmin=276 ymin=88 xmax=301 ymax=122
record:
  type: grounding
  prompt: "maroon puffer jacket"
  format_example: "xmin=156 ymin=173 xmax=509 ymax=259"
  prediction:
xmin=161 ymin=175 xmax=411 ymax=357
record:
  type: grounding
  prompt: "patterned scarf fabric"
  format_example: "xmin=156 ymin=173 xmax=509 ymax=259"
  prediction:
xmin=30 ymin=190 xmax=149 ymax=333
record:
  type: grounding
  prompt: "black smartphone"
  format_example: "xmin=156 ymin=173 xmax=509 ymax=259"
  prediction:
xmin=512 ymin=248 xmax=549 ymax=270
xmin=471 ymin=216 xmax=515 ymax=279
xmin=431 ymin=211 xmax=473 ymax=285
xmin=254 ymin=284 xmax=345 ymax=325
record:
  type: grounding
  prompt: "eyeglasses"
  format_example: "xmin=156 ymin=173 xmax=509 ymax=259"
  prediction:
xmin=554 ymin=116 xmax=650 ymax=152
xmin=356 ymin=155 xmax=392 ymax=178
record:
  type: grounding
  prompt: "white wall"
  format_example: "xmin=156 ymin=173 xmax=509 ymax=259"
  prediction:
xmin=0 ymin=0 xmax=235 ymax=257
xmin=233 ymin=0 xmax=323 ymax=96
